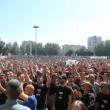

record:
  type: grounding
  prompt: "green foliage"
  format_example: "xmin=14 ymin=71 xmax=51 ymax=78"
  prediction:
xmin=65 ymin=49 xmax=74 ymax=56
xmin=94 ymin=40 xmax=110 ymax=56
xmin=37 ymin=43 xmax=45 ymax=55
xmin=19 ymin=41 xmax=61 ymax=55
xmin=26 ymin=42 xmax=32 ymax=55
xmin=104 ymin=40 xmax=110 ymax=56
xmin=94 ymin=41 xmax=104 ymax=56
xmin=1 ymin=39 xmax=110 ymax=56
xmin=11 ymin=42 xmax=20 ymax=55
xmin=20 ymin=43 xmax=26 ymax=55
xmin=0 ymin=41 xmax=5 ymax=54
xmin=44 ymin=43 xmax=61 ymax=55
xmin=75 ymin=47 xmax=93 ymax=56
xmin=2 ymin=42 xmax=12 ymax=55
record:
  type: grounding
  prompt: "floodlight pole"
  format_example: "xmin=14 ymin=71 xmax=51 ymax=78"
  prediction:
xmin=33 ymin=26 xmax=39 ymax=56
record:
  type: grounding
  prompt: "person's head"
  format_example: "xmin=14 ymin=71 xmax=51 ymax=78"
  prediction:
xmin=36 ymin=76 xmax=44 ymax=85
xmin=80 ymin=72 xmax=86 ymax=79
xmin=89 ymin=74 xmax=95 ymax=83
xmin=0 ymin=73 xmax=6 ymax=83
xmin=103 ymin=73 xmax=109 ymax=82
xmin=6 ymin=79 xmax=22 ymax=99
xmin=68 ymin=75 xmax=75 ymax=83
xmin=51 ymin=73 xmax=58 ymax=84
xmin=9 ymin=71 xmax=14 ymax=78
xmin=17 ymin=72 xmax=25 ymax=82
xmin=23 ymin=84 xmax=35 ymax=96
xmin=71 ymin=100 xmax=87 ymax=110
xmin=35 ymin=70 xmax=43 ymax=78
xmin=100 ymin=81 xmax=108 ymax=93
xmin=59 ymin=75 xmax=67 ymax=84
xmin=88 ymin=69 xmax=94 ymax=75
xmin=98 ymin=75 xmax=103 ymax=83
xmin=81 ymin=81 xmax=92 ymax=93
xmin=6 ymin=71 xmax=14 ymax=81
xmin=74 ymin=75 xmax=81 ymax=85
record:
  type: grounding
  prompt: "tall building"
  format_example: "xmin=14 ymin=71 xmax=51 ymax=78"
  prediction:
xmin=62 ymin=44 xmax=84 ymax=55
xmin=87 ymin=36 xmax=102 ymax=49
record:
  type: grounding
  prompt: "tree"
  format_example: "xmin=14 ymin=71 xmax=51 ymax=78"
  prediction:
xmin=65 ymin=49 xmax=74 ymax=56
xmin=11 ymin=42 xmax=20 ymax=55
xmin=104 ymin=40 xmax=110 ymax=56
xmin=37 ymin=43 xmax=45 ymax=55
xmin=26 ymin=42 xmax=32 ymax=55
xmin=20 ymin=41 xmax=27 ymax=55
xmin=94 ymin=41 xmax=105 ymax=56
xmin=75 ymin=47 xmax=93 ymax=56
xmin=85 ymin=49 xmax=93 ymax=56
xmin=75 ymin=47 xmax=86 ymax=56
xmin=44 ymin=43 xmax=61 ymax=55
xmin=0 ymin=40 xmax=5 ymax=54
xmin=2 ymin=42 xmax=12 ymax=55
xmin=32 ymin=42 xmax=36 ymax=55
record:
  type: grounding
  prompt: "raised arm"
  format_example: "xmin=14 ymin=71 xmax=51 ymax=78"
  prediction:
xmin=20 ymin=91 xmax=29 ymax=102
xmin=22 ymin=68 xmax=32 ymax=84
xmin=0 ymin=83 xmax=7 ymax=96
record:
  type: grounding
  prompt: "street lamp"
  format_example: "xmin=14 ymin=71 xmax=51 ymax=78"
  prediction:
xmin=33 ymin=26 xmax=39 ymax=56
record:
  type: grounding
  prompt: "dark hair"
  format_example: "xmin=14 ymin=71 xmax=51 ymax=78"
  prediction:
xmin=17 ymin=72 xmax=23 ymax=77
xmin=99 ymin=75 xmax=103 ymax=81
xmin=23 ymin=82 xmax=29 ymax=90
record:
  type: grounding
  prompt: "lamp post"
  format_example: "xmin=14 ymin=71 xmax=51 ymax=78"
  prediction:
xmin=33 ymin=26 xmax=39 ymax=56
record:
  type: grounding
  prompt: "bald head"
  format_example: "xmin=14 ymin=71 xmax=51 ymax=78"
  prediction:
xmin=88 ymin=69 xmax=94 ymax=74
xmin=24 ymin=84 xmax=35 ymax=95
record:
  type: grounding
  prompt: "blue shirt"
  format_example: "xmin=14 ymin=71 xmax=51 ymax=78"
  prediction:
xmin=18 ymin=95 xmax=37 ymax=110
xmin=0 ymin=99 xmax=31 ymax=110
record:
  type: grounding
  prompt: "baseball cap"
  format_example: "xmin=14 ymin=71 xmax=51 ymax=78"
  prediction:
xmin=51 ymin=73 xmax=58 ymax=77
xmin=60 ymin=74 xmax=67 ymax=80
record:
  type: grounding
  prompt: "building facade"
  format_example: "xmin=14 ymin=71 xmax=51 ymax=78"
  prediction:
xmin=87 ymin=36 xmax=102 ymax=49
xmin=62 ymin=44 xmax=84 ymax=55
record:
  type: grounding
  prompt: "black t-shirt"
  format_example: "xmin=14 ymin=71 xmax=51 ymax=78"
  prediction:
xmin=71 ymin=83 xmax=78 ymax=90
xmin=49 ymin=83 xmax=57 ymax=95
xmin=96 ymin=92 xmax=110 ymax=110
xmin=81 ymin=93 xmax=95 ymax=110
xmin=32 ymin=82 xmax=48 ymax=109
xmin=0 ymin=83 xmax=7 ymax=105
xmin=55 ymin=85 xmax=72 ymax=110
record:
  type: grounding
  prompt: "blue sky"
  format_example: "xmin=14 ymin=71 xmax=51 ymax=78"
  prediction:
xmin=0 ymin=0 xmax=110 ymax=47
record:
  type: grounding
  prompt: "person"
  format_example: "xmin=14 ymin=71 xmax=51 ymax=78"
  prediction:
xmin=53 ymin=74 xmax=72 ymax=110
xmin=95 ymin=81 xmax=110 ymax=110
xmin=67 ymin=75 xmax=79 ymax=102
xmin=47 ymin=73 xmax=58 ymax=110
xmin=71 ymin=100 xmax=88 ymax=110
xmin=22 ymin=67 xmax=50 ymax=110
xmin=80 ymin=81 xmax=95 ymax=110
xmin=0 ymin=79 xmax=31 ymax=110
xmin=0 ymin=73 xmax=7 ymax=105
xmin=19 ymin=83 xmax=37 ymax=110
xmin=89 ymin=74 xmax=100 ymax=95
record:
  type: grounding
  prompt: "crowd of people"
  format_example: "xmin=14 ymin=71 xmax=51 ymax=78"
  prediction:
xmin=0 ymin=56 xmax=110 ymax=110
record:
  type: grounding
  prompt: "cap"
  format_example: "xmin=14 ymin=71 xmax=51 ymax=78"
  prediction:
xmin=51 ymin=73 xmax=58 ymax=77
xmin=36 ymin=70 xmax=42 ymax=74
xmin=60 ymin=75 xmax=67 ymax=80
xmin=68 ymin=75 xmax=74 ymax=78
